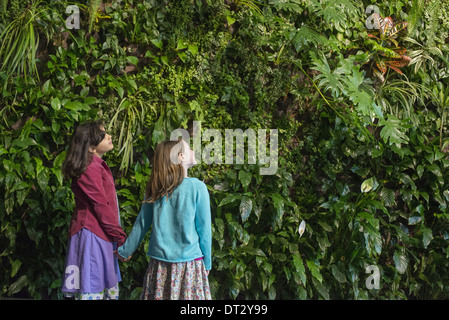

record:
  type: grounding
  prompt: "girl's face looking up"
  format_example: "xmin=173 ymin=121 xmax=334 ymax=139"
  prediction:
xmin=90 ymin=125 xmax=113 ymax=158
xmin=179 ymin=139 xmax=196 ymax=169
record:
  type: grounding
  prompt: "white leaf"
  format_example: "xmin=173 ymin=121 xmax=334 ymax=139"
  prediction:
xmin=298 ymin=220 xmax=306 ymax=238
xmin=361 ymin=177 xmax=373 ymax=193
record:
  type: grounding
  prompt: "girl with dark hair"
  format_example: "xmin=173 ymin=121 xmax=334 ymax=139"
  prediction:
xmin=61 ymin=120 xmax=127 ymax=300
xmin=117 ymin=139 xmax=212 ymax=300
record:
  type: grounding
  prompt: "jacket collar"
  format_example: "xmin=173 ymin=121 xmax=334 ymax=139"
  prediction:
xmin=91 ymin=154 xmax=111 ymax=173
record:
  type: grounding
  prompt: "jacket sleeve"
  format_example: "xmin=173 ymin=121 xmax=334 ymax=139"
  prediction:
xmin=195 ymin=182 xmax=212 ymax=270
xmin=77 ymin=164 xmax=127 ymax=246
xmin=118 ymin=201 xmax=153 ymax=259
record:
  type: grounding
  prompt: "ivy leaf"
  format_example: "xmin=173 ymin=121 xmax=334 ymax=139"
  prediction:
xmin=226 ymin=15 xmax=236 ymax=25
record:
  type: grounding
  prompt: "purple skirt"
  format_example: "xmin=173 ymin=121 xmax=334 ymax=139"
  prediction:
xmin=61 ymin=228 xmax=121 ymax=294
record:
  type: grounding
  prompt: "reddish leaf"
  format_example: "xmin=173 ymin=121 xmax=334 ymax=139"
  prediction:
xmin=386 ymin=64 xmax=403 ymax=74
xmin=376 ymin=60 xmax=387 ymax=74
xmin=381 ymin=17 xmax=394 ymax=36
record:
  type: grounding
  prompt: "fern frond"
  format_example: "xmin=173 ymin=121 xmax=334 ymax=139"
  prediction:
xmin=407 ymin=0 xmax=425 ymax=33
xmin=424 ymin=0 xmax=440 ymax=46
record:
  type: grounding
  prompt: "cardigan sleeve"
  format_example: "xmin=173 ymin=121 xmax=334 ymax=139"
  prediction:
xmin=195 ymin=182 xmax=212 ymax=270
xmin=118 ymin=201 xmax=153 ymax=259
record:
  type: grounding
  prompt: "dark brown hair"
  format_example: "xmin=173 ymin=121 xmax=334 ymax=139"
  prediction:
xmin=62 ymin=120 xmax=106 ymax=180
xmin=144 ymin=139 xmax=185 ymax=203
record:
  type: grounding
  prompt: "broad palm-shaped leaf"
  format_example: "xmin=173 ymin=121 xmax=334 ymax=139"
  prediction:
xmin=310 ymin=52 xmax=345 ymax=98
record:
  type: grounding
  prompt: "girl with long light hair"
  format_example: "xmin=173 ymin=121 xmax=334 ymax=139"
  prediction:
xmin=117 ymin=139 xmax=212 ymax=300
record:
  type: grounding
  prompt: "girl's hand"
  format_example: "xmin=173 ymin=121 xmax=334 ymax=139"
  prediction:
xmin=113 ymin=250 xmax=132 ymax=262
xmin=119 ymin=255 xmax=132 ymax=262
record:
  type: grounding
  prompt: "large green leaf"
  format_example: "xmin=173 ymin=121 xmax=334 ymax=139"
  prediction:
xmin=219 ymin=193 xmax=241 ymax=207
xmin=379 ymin=115 xmax=412 ymax=146
xmin=310 ymin=52 xmax=345 ymax=98
xmin=292 ymin=255 xmax=306 ymax=285
xmin=307 ymin=259 xmax=323 ymax=283
xmin=421 ymin=226 xmax=433 ymax=249
xmin=7 ymin=275 xmax=28 ymax=296
xmin=239 ymin=196 xmax=252 ymax=222
xmin=238 ymin=170 xmax=252 ymax=189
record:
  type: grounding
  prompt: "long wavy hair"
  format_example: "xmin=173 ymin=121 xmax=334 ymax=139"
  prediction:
xmin=144 ymin=139 xmax=185 ymax=203
xmin=62 ymin=120 xmax=106 ymax=180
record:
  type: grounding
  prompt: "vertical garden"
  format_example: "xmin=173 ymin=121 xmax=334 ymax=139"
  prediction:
xmin=1 ymin=0 xmax=449 ymax=299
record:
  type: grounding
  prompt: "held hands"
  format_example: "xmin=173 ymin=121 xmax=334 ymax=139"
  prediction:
xmin=113 ymin=250 xmax=132 ymax=262
xmin=118 ymin=254 xmax=132 ymax=262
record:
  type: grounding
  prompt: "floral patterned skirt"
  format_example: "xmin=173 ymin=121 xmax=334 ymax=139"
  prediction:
xmin=141 ymin=258 xmax=211 ymax=300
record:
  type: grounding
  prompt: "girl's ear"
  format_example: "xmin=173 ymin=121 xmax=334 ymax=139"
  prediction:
xmin=178 ymin=152 xmax=185 ymax=163
xmin=88 ymin=146 xmax=96 ymax=154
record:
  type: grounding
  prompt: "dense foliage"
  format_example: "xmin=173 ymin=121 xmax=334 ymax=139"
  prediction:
xmin=1 ymin=0 xmax=449 ymax=299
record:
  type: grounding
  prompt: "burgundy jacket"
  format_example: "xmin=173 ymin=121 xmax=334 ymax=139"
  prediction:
xmin=68 ymin=155 xmax=127 ymax=246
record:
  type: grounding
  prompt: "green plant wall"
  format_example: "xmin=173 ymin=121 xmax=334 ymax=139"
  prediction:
xmin=1 ymin=0 xmax=449 ymax=299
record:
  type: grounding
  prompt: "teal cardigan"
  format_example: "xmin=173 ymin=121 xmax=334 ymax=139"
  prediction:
xmin=118 ymin=178 xmax=212 ymax=270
